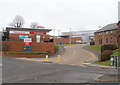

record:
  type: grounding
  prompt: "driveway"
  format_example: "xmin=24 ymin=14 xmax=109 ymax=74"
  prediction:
xmin=17 ymin=44 xmax=97 ymax=66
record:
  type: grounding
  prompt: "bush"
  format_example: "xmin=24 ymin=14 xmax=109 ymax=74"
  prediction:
xmin=54 ymin=45 xmax=59 ymax=51
xmin=2 ymin=43 xmax=8 ymax=52
xmin=101 ymin=44 xmax=118 ymax=53
xmin=101 ymin=50 xmax=113 ymax=61
xmin=46 ymin=51 xmax=51 ymax=55
xmin=90 ymin=41 xmax=95 ymax=45
xmin=6 ymin=51 xmax=50 ymax=55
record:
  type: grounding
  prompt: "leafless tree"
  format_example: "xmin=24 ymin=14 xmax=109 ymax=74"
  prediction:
xmin=30 ymin=22 xmax=39 ymax=28
xmin=9 ymin=15 xmax=24 ymax=28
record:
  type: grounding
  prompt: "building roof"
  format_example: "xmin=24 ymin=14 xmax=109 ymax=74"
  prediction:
xmin=6 ymin=27 xmax=52 ymax=32
xmin=95 ymin=23 xmax=118 ymax=33
xmin=117 ymin=21 xmax=120 ymax=25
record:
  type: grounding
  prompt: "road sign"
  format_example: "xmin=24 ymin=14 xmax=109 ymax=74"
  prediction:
xmin=24 ymin=42 xmax=32 ymax=45
xmin=10 ymin=31 xmax=29 ymax=34
xmin=24 ymin=38 xmax=32 ymax=42
xmin=110 ymin=55 xmax=119 ymax=69
xmin=19 ymin=35 xmax=28 ymax=39
xmin=24 ymin=45 xmax=32 ymax=52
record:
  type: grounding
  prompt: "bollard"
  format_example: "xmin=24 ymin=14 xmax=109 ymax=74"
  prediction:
xmin=58 ymin=55 xmax=61 ymax=61
xmin=45 ymin=55 xmax=49 ymax=61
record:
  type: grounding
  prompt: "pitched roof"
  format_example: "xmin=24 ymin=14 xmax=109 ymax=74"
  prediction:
xmin=117 ymin=21 xmax=120 ymax=25
xmin=95 ymin=23 xmax=118 ymax=33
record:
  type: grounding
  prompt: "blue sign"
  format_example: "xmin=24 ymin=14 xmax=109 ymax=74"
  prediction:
xmin=19 ymin=35 xmax=28 ymax=39
xmin=24 ymin=45 xmax=32 ymax=52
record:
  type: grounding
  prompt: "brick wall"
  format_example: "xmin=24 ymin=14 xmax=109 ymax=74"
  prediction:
xmin=3 ymin=41 xmax=55 ymax=55
xmin=54 ymin=37 xmax=82 ymax=44
xmin=95 ymin=29 xmax=117 ymax=45
xmin=118 ymin=23 xmax=120 ymax=49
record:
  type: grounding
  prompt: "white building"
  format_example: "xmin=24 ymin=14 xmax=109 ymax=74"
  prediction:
xmin=62 ymin=30 xmax=96 ymax=43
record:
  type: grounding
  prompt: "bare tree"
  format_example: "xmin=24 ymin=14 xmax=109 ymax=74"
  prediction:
xmin=30 ymin=22 xmax=39 ymax=28
xmin=9 ymin=15 xmax=24 ymax=28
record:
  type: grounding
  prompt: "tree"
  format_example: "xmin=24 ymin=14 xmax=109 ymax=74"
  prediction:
xmin=30 ymin=22 xmax=38 ymax=28
xmin=9 ymin=15 xmax=24 ymax=28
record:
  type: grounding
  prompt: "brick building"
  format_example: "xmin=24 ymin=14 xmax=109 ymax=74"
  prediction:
xmin=94 ymin=23 xmax=118 ymax=45
xmin=117 ymin=21 xmax=120 ymax=49
xmin=54 ymin=35 xmax=82 ymax=44
xmin=2 ymin=27 xmax=55 ymax=57
xmin=5 ymin=27 xmax=52 ymax=42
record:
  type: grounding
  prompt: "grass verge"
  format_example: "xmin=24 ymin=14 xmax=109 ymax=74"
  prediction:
xmin=86 ymin=45 xmax=101 ymax=53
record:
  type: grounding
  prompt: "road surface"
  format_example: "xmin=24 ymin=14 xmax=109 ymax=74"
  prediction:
xmin=2 ymin=56 xmax=116 ymax=83
xmin=17 ymin=44 xmax=97 ymax=66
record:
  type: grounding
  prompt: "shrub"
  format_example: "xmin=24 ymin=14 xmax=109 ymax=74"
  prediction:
xmin=46 ymin=51 xmax=51 ymax=55
xmin=101 ymin=50 xmax=113 ymax=61
xmin=54 ymin=45 xmax=59 ymax=51
xmin=6 ymin=51 xmax=50 ymax=55
xmin=101 ymin=44 xmax=118 ymax=53
xmin=90 ymin=41 xmax=95 ymax=45
xmin=2 ymin=43 xmax=8 ymax=52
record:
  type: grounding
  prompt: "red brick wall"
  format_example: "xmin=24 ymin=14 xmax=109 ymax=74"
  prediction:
xmin=3 ymin=41 xmax=55 ymax=55
xmin=95 ymin=29 xmax=117 ymax=45
xmin=118 ymin=23 xmax=120 ymax=49
xmin=54 ymin=37 xmax=82 ymax=44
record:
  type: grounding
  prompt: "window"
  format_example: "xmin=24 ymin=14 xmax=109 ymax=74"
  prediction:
xmin=110 ymin=38 xmax=112 ymax=42
xmin=36 ymin=35 xmax=40 ymax=42
xmin=99 ymin=33 xmax=101 ymax=35
xmin=99 ymin=39 xmax=102 ymax=44
xmin=110 ymin=31 xmax=112 ymax=34
xmin=106 ymin=31 xmax=108 ymax=34
xmin=106 ymin=38 xmax=108 ymax=43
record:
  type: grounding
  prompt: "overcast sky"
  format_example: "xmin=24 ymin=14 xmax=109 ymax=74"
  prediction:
xmin=0 ymin=0 xmax=119 ymax=35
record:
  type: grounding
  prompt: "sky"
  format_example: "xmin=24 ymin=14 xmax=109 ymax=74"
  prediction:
xmin=0 ymin=0 xmax=119 ymax=35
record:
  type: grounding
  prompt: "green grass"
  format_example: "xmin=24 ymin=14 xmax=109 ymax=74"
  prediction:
xmin=6 ymin=51 xmax=51 ymax=55
xmin=95 ymin=60 xmax=111 ymax=66
xmin=113 ymin=50 xmax=120 ymax=55
xmin=86 ymin=45 xmax=101 ymax=53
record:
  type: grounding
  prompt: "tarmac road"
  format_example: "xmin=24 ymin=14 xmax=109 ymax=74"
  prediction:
xmin=53 ymin=44 xmax=97 ymax=66
xmin=16 ymin=44 xmax=97 ymax=66
xmin=2 ymin=56 xmax=116 ymax=83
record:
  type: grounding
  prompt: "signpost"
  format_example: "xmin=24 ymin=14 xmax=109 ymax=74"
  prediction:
xmin=110 ymin=55 xmax=119 ymax=75
xmin=24 ymin=38 xmax=32 ymax=52
xmin=19 ymin=35 xmax=28 ymax=39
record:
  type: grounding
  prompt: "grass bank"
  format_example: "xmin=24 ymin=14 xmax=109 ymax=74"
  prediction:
xmin=86 ymin=45 xmax=101 ymax=53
